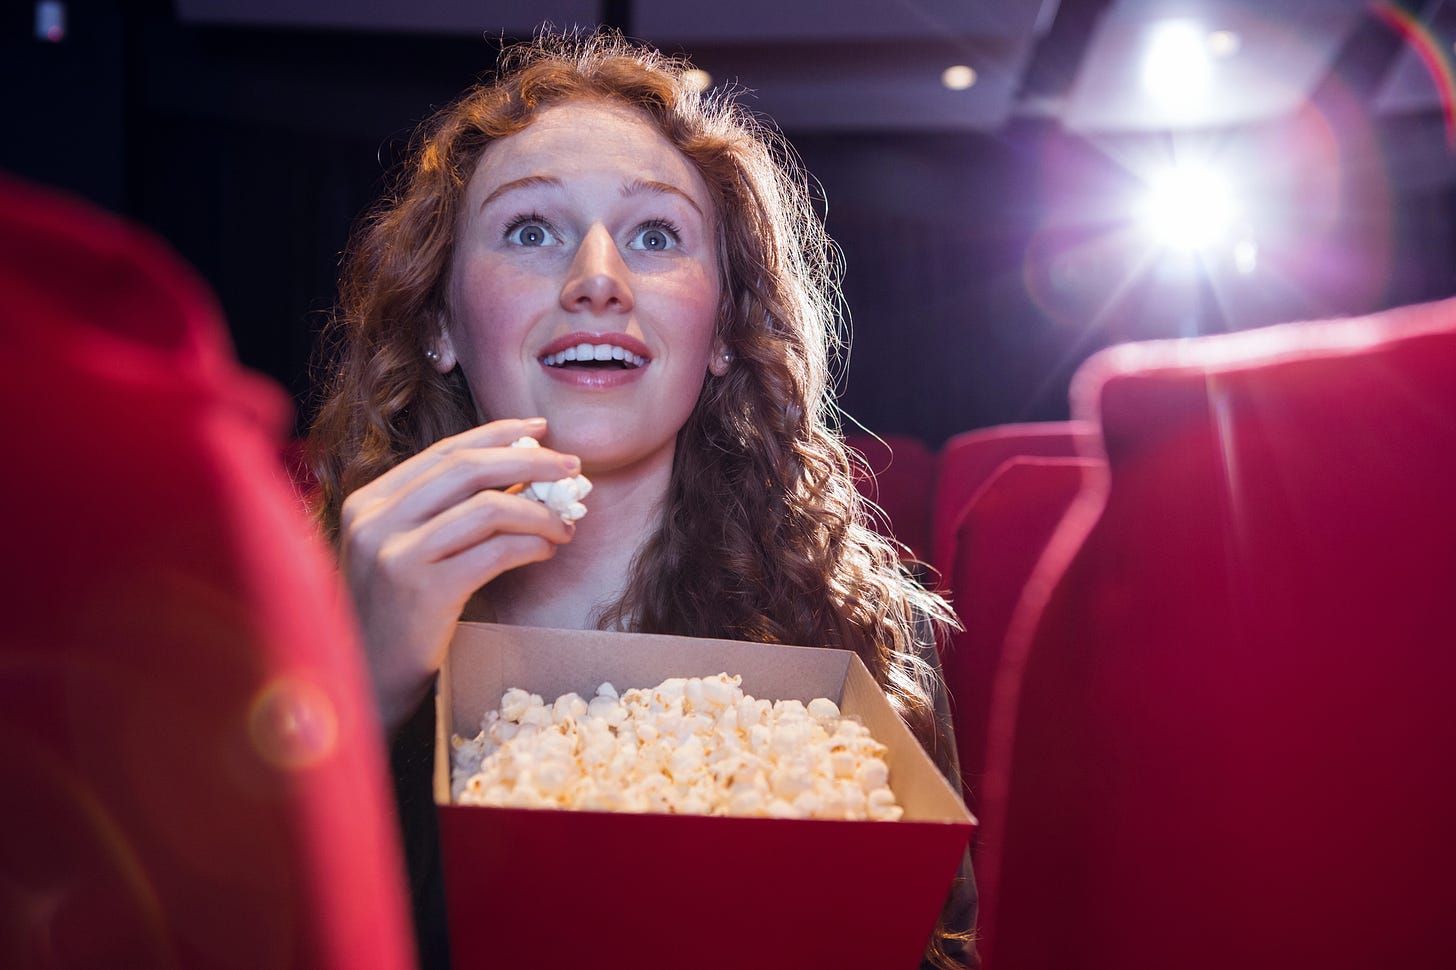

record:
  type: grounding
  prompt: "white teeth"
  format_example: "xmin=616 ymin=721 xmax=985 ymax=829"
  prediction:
xmin=542 ymin=344 xmax=647 ymax=368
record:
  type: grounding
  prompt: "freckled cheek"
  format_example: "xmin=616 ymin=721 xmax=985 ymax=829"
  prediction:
xmin=451 ymin=265 xmax=544 ymax=358
xmin=655 ymin=270 xmax=722 ymax=344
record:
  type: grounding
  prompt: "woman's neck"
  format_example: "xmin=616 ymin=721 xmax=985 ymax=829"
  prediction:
xmin=478 ymin=451 xmax=673 ymax=631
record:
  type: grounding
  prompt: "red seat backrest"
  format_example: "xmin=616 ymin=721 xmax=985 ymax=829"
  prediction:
xmin=976 ymin=299 xmax=1456 ymax=970
xmin=0 ymin=175 xmax=416 ymax=970
xmin=844 ymin=432 xmax=937 ymax=565
xmin=931 ymin=422 xmax=1096 ymax=581
xmin=940 ymin=456 xmax=1101 ymax=826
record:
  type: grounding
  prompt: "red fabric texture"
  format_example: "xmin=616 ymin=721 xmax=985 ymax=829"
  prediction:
xmin=0 ymin=175 xmax=415 ymax=970
xmin=940 ymin=457 xmax=1099 ymax=825
xmin=930 ymin=422 xmax=1096 ymax=581
xmin=975 ymin=299 xmax=1456 ymax=969
xmin=844 ymin=432 xmax=937 ymax=565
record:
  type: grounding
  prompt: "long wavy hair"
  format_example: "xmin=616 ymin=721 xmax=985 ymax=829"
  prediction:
xmin=309 ymin=29 xmax=967 ymax=965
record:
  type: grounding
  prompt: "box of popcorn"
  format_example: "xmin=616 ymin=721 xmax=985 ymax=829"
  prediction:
xmin=434 ymin=622 xmax=974 ymax=970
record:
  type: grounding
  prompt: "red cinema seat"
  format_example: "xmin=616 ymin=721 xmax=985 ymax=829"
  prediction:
xmin=940 ymin=456 xmax=1101 ymax=823
xmin=844 ymin=432 xmax=937 ymax=566
xmin=0 ymin=175 xmax=416 ymax=970
xmin=931 ymin=422 xmax=1096 ymax=581
xmin=975 ymin=298 xmax=1456 ymax=970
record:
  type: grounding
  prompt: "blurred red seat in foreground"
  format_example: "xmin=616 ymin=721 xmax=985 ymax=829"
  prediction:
xmin=844 ymin=432 xmax=937 ymax=565
xmin=0 ymin=175 xmax=414 ymax=969
xmin=940 ymin=456 xmax=1100 ymax=825
xmin=931 ymin=422 xmax=1095 ymax=581
xmin=975 ymin=299 xmax=1456 ymax=969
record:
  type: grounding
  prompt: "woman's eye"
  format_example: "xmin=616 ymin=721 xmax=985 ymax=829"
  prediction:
xmin=506 ymin=220 xmax=555 ymax=247
xmin=629 ymin=223 xmax=680 ymax=252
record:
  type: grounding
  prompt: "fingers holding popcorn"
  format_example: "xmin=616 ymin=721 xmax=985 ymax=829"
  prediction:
xmin=346 ymin=427 xmax=581 ymax=533
xmin=338 ymin=418 xmax=584 ymax=730
xmin=406 ymin=484 xmax=576 ymax=563
xmin=508 ymin=436 xmax=593 ymax=523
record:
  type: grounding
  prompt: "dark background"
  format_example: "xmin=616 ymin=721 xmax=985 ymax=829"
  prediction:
xmin=6 ymin=0 xmax=1455 ymax=445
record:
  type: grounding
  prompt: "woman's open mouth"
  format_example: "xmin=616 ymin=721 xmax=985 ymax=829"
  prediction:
xmin=541 ymin=342 xmax=648 ymax=370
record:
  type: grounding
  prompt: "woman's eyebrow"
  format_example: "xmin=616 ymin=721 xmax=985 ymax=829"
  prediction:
xmin=478 ymin=175 xmax=561 ymax=214
xmin=623 ymin=179 xmax=704 ymax=219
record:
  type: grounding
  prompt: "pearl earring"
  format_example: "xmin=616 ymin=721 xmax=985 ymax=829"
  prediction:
xmin=425 ymin=349 xmax=441 ymax=362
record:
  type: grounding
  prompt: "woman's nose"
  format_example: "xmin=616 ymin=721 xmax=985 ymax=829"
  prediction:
xmin=560 ymin=224 xmax=634 ymax=314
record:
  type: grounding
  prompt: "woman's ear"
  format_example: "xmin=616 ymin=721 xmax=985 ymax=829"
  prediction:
xmin=429 ymin=321 xmax=459 ymax=373
xmin=709 ymin=339 xmax=733 ymax=377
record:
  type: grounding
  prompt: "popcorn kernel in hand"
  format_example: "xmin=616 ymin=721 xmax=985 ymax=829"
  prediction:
xmin=509 ymin=436 xmax=593 ymax=522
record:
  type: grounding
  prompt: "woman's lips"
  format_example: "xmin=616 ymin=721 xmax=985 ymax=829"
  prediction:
xmin=538 ymin=331 xmax=652 ymax=361
xmin=538 ymin=331 xmax=653 ymax=388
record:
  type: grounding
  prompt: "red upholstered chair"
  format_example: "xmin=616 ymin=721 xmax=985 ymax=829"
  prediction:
xmin=843 ymin=432 xmax=937 ymax=566
xmin=931 ymin=422 xmax=1097 ymax=582
xmin=975 ymin=298 xmax=1456 ymax=970
xmin=0 ymin=176 xmax=416 ymax=969
xmin=939 ymin=456 xmax=1101 ymax=826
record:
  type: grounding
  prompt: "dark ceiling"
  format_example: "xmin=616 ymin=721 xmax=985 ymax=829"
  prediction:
xmin=6 ymin=1 xmax=1455 ymax=444
xmin=169 ymin=0 xmax=1455 ymax=138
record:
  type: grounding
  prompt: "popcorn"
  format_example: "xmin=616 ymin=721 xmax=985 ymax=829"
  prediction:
xmin=509 ymin=437 xmax=593 ymax=522
xmin=499 ymin=687 xmax=539 ymax=723
xmin=807 ymin=697 xmax=840 ymax=720
xmin=451 ymin=673 xmax=903 ymax=821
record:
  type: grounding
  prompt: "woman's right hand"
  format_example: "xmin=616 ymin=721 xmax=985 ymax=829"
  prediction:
xmin=338 ymin=417 xmax=580 ymax=732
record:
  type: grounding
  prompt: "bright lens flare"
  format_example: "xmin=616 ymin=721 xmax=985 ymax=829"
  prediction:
xmin=1233 ymin=238 xmax=1258 ymax=274
xmin=1138 ymin=166 xmax=1238 ymax=251
xmin=1208 ymin=30 xmax=1241 ymax=58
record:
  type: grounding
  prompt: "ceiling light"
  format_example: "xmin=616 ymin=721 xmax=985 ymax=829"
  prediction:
xmin=682 ymin=68 xmax=713 ymax=93
xmin=941 ymin=65 xmax=977 ymax=91
xmin=1142 ymin=20 xmax=1212 ymax=107
xmin=35 ymin=1 xmax=66 ymax=42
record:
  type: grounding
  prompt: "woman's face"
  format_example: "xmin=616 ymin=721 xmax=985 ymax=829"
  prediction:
xmin=439 ymin=100 xmax=725 ymax=476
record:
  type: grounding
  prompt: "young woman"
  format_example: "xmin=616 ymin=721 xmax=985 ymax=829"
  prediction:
xmin=309 ymin=29 xmax=976 ymax=969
